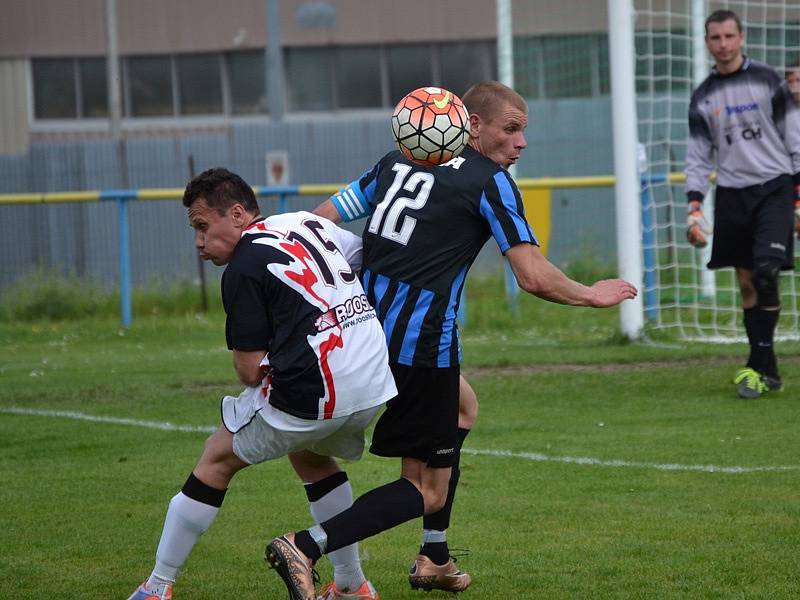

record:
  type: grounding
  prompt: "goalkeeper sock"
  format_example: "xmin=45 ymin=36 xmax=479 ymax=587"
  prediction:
xmin=747 ymin=308 xmax=780 ymax=378
xmin=743 ymin=307 xmax=757 ymax=368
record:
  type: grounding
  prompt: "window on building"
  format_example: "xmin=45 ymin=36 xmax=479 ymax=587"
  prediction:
xmin=178 ymin=53 xmax=223 ymax=115
xmin=79 ymin=57 xmax=108 ymax=118
xmin=286 ymin=48 xmax=333 ymax=111
xmin=387 ymin=44 xmax=433 ymax=105
xmin=228 ymin=51 xmax=267 ymax=114
xmin=514 ymin=37 xmax=543 ymax=99
xmin=542 ymin=35 xmax=595 ymax=98
xmin=32 ymin=58 xmax=77 ymax=119
xmin=335 ymin=46 xmax=382 ymax=108
xmin=597 ymin=35 xmax=611 ymax=95
xmin=127 ymin=56 xmax=174 ymax=117
xmin=439 ymin=42 xmax=494 ymax=97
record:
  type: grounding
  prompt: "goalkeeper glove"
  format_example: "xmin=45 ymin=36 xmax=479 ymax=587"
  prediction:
xmin=686 ymin=200 xmax=710 ymax=248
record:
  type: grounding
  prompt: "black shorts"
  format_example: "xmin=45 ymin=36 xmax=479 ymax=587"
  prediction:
xmin=369 ymin=362 xmax=460 ymax=468
xmin=708 ymin=174 xmax=795 ymax=270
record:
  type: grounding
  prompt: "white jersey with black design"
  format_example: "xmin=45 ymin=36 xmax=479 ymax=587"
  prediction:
xmin=685 ymin=58 xmax=800 ymax=198
xmin=222 ymin=211 xmax=396 ymax=421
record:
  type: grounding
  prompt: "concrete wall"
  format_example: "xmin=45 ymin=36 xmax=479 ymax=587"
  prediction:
xmin=0 ymin=0 xmax=612 ymax=59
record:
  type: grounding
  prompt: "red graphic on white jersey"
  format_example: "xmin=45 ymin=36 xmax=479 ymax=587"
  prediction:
xmin=318 ymin=332 xmax=344 ymax=418
xmin=246 ymin=220 xmax=347 ymax=418
xmin=278 ymin=239 xmax=328 ymax=307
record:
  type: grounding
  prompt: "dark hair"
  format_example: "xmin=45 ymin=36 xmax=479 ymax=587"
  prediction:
xmin=182 ymin=167 xmax=259 ymax=215
xmin=462 ymin=80 xmax=527 ymax=122
xmin=786 ymin=63 xmax=800 ymax=77
xmin=705 ymin=9 xmax=742 ymax=35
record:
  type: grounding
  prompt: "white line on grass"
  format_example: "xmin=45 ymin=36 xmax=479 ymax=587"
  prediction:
xmin=1 ymin=406 xmax=216 ymax=433
xmin=460 ymin=448 xmax=800 ymax=474
xmin=3 ymin=406 xmax=799 ymax=474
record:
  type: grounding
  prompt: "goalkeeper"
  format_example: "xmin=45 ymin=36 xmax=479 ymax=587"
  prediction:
xmin=685 ymin=9 xmax=800 ymax=398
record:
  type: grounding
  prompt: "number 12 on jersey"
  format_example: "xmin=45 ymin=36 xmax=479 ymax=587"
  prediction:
xmin=367 ymin=163 xmax=434 ymax=245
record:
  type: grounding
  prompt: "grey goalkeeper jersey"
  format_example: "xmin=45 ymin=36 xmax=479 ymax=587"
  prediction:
xmin=685 ymin=58 xmax=800 ymax=198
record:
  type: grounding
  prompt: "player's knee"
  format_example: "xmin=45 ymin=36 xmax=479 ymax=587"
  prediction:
xmin=752 ymin=258 xmax=781 ymax=307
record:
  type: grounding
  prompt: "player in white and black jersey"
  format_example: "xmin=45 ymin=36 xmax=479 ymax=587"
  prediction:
xmin=685 ymin=10 xmax=800 ymax=398
xmin=127 ymin=169 xmax=396 ymax=600
xmin=266 ymin=82 xmax=638 ymax=600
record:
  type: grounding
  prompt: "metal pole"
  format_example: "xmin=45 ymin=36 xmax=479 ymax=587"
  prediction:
xmin=119 ymin=197 xmax=132 ymax=328
xmin=266 ymin=0 xmax=286 ymax=120
xmin=641 ymin=182 xmax=658 ymax=321
xmin=106 ymin=0 xmax=132 ymax=328
xmin=497 ymin=0 xmax=519 ymax=314
xmin=105 ymin=0 xmax=122 ymax=142
xmin=692 ymin=0 xmax=716 ymax=299
xmin=608 ymin=0 xmax=644 ymax=338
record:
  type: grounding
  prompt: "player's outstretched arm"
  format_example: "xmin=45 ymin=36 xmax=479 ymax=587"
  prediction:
xmin=506 ymin=244 xmax=637 ymax=308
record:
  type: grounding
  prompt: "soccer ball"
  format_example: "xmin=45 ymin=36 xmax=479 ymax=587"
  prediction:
xmin=391 ymin=87 xmax=470 ymax=166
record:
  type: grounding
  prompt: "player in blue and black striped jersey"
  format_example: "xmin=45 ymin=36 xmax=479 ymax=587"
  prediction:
xmin=267 ymin=82 xmax=638 ymax=599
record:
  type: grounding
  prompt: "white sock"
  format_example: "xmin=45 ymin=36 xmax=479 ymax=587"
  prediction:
xmin=309 ymin=479 xmax=365 ymax=592
xmin=147 ymin=491 xmax=220 ymax=585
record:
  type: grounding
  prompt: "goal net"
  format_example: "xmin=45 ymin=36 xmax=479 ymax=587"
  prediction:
xmin=633 ymin=0 xmax=800 ymax=341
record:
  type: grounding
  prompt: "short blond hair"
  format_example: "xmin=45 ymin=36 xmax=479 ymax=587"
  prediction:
xmin=462 ymin=81 xmax=527 ymax=121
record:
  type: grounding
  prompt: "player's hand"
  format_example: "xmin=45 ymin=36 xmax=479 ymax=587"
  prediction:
xmin=589 ymin=279 xmax=638 ymax=308
xmin=686 ymin=201 xmax=710 ymax=248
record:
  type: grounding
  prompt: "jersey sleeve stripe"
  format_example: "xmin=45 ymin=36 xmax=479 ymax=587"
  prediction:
xmin=381 ymin=280 xmax=410 ymax=349
xmin=479 ymin=191 xmax=511 ymax=252
xmin=493 ymin=172 xmax=535 ymax=243
xmin=399 ymin=288 xmax=435 ymax=365
xmin=437 ymin=265 xmax=468 ymax=367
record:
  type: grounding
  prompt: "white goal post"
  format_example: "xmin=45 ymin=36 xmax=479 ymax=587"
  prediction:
xmin=611 ymin=0 xmax=800 ymax=341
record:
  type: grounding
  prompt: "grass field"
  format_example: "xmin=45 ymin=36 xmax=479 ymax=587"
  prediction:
xmin=1 ymin=297 xmax=799 ymax=599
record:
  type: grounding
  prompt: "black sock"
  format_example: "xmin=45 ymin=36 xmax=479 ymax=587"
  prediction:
xmin=750 ymin=308 xmax=780 ymax=378
xmin=294 ymin=529 xmax=323 ymax=562
xmin=421 ymin=541 xmax=450 ymax=565
xmin=299 ymin=478 xmax=424 ymax=557
xmin=422 ymin=427 xmax=469 ymax=534
xmin=743 ymin=307 xmax=757 ymax=369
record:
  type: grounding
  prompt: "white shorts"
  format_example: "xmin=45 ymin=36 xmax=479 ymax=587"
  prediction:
xmin=221 ymin=386 xmax=382 ymax=465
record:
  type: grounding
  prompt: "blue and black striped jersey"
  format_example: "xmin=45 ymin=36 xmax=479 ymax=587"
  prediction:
xmin=331 ymin=146 xmax=537 ymax=368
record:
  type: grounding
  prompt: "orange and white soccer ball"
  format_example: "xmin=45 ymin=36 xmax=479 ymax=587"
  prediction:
xmin=391 ymin=87 xmax=470 ymax=166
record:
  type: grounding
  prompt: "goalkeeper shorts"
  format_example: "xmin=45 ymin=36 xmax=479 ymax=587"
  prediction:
xmin=708 ymin=174 xmax=794 ymax=270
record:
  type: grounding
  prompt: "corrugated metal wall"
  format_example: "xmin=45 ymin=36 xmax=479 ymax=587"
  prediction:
xmin=0 ymin=98 xmax=629 ymax=293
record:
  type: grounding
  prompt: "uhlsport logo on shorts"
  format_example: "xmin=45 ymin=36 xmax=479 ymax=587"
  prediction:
xmin=436 ymin=447 xmax=455 ymax=455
